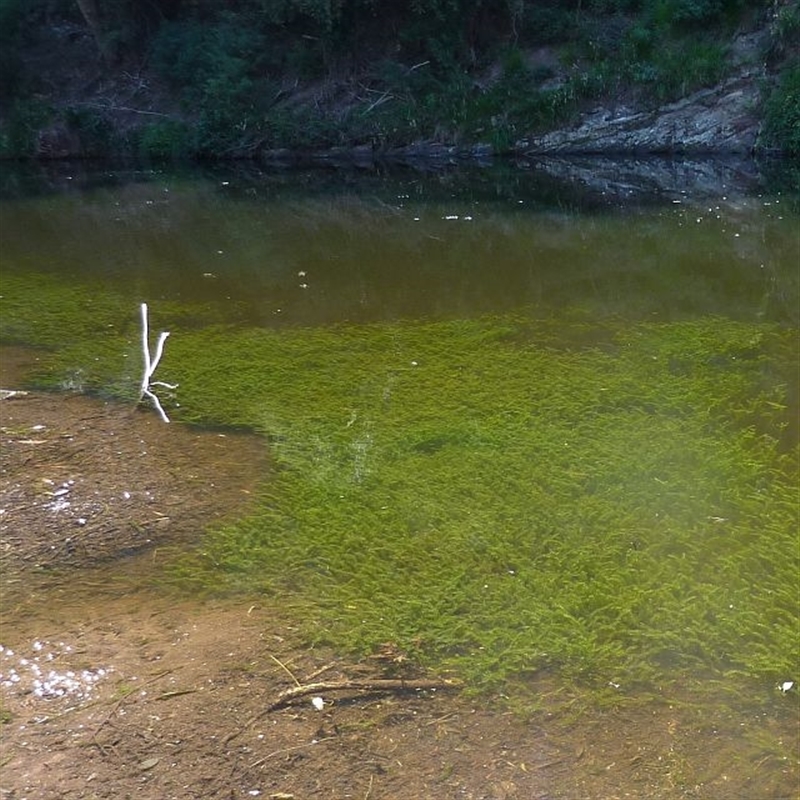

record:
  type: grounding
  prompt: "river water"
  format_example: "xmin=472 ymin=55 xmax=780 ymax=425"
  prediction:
xmin=0 ymin=158 xmax=798 ymax=797
xmin=1 ymin=158 xmax=797 ymax=329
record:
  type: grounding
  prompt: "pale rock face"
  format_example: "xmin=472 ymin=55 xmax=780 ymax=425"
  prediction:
xmin=516 ymin=69 xmax=765 ymax=157
xmin=516 ymin=30 xmax=773 ymax=157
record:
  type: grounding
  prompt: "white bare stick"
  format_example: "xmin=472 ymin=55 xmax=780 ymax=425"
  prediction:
xmin=139 ymin=303 xmax=151 ymax=399
xmin=138 ymin=303 xmax=174 ymax=423
xmin=147 ymin=331 xmax=171 ymax=380
xmin=142 ymin=387 xmax=170 ymax=424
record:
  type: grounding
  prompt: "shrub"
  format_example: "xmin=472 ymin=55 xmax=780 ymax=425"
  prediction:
xmin=650 ymin=39 xmax=728 ymax=100
xmin=63 ymin=107 xmax=116 ymax=156
xmin=519 ymin=3 xmax=578 ymax=45
xmin=649 ymin=0 xmax=746 ymax=28
xmin=137 ymin=119 xmax=194 ymax=160
xmin=762 ymin=63 xmax=800 ymax=153
xmin=774 ymin=1 xmax=800 ymax=42
xmin=149 ymin=18 xmax=271 ymax=154
xmin=0 ymin=98 xmax=51 ymax=158
xmin=149 ymin=19 xmax=265 ymax=101
xmin=0 ymin=0 xmax=25 ymax=106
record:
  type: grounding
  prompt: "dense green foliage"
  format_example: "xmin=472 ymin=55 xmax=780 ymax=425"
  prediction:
xmin=2 ymin=265 xmax=797 ymax=709
xmin=762 ymin=61 xmax=800 ymax=153
xmin=0 ymin=0 xmax=50 ymax=156
xmin=0 ymin=0 xmax=25 ymax=105
xmin=136 ymin=0 xmax=754 ymax=154
xmin=1 ymin=0 xmax=795 ymax=157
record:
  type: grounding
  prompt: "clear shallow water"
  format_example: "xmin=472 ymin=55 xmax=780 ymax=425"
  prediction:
xmin=1 ymin=160 xmax=798 ymax=718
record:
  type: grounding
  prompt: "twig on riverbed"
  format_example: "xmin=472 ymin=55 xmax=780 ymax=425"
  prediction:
xmin=223 ymin=676 xmax=462 ymax=744
xmin=155 ymin=688 xmax=199 ymax=701
xmin=267 ymin=677 xmax=463 ymax=710
xmin=247 ymin=736 xmax=339 ymax=770
xmin=87 ymin=668 xmax=175 ymax=753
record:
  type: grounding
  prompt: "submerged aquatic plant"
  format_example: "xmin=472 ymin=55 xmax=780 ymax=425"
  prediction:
xmin=2 ymin=270 xmax=798 ymax=707
xmin=156 ymin=315 xmax=797 ymax=700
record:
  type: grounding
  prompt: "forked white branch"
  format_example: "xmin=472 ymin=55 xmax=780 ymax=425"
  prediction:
xmin=138 ymin=303 xmax=177 ymax=423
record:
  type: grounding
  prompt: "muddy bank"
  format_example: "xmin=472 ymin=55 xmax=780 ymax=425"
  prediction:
xmin=0 ymin=591 xmax=565 ymax=800
xmin=1 ymin=582 xmax=797 ymax=799
xmin=0 ymin=346 xmax=267 ymax=582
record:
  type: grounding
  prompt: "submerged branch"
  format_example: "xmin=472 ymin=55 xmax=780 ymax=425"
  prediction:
xmin=268 ymin=677 xmax=463 ymax=711
xmin=223 ymin=676 xmax=462 ymax=744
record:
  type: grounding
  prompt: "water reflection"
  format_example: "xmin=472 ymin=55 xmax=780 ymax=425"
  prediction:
xmin=0 ymin=159 xmax=797 ymax=330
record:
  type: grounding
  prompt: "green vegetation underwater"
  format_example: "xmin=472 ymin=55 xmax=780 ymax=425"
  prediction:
xmin=4 ymin=264 xmax=798 ymax=712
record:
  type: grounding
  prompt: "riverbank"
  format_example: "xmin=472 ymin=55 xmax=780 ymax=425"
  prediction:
xmin=1 ymin=1 xmax=798 ymax=162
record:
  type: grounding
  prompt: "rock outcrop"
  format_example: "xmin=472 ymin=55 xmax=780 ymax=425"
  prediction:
xmin=516 ymin=32 xmax=771 ymax=156
xmin=516 ymin=69 xmax=764 ymax=156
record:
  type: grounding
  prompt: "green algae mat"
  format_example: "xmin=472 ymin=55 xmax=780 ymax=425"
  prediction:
xmin=3 ymin=268 xmax=797 ymax=709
